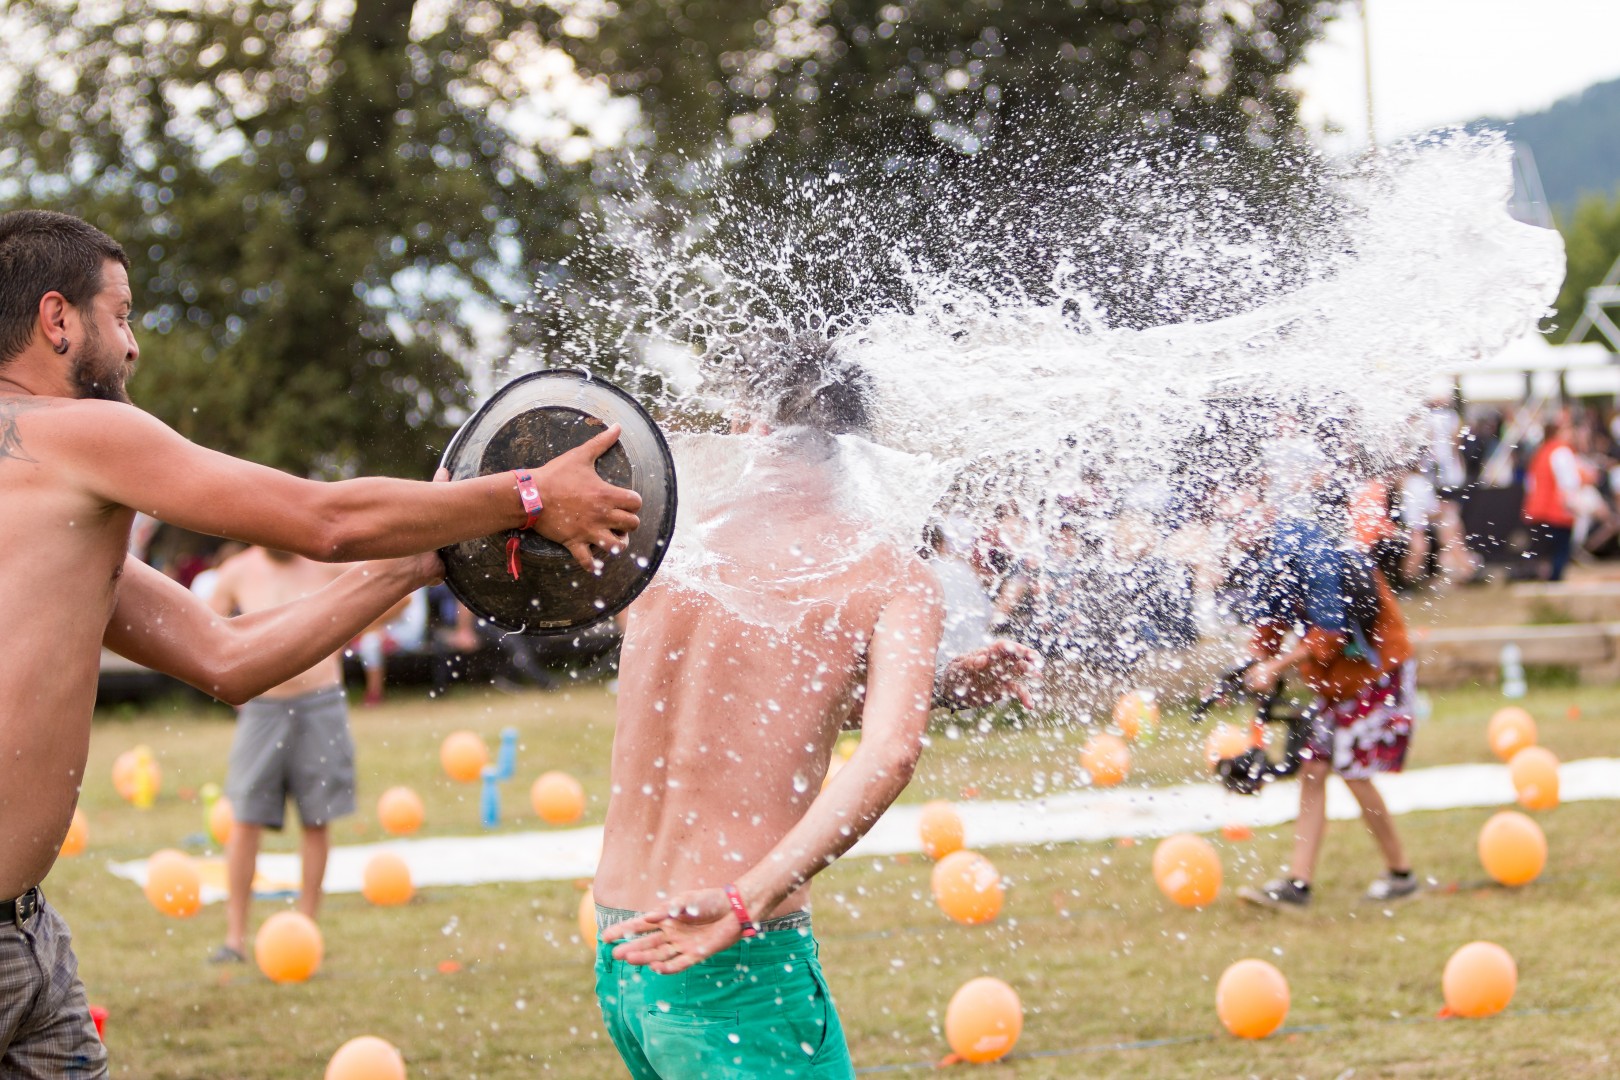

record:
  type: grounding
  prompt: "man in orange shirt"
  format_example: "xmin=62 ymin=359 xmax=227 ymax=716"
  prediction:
xmin=1521 ymin=411 xmax=1580 ymax=582
xmin=1231 ymin=512 xmax=1419 ymax=909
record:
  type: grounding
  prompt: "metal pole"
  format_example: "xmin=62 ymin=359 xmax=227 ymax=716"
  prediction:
xmin=1360 ymin=0 xmax=1376 ymax=151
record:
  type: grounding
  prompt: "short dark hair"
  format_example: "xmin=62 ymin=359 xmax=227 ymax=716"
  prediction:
xmin=734 ymin=331 xmax=873 ymax=435
xmin=0 ymin=210 xmax=129 ymax=364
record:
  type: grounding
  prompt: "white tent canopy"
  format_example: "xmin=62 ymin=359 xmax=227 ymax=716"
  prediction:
xmin=1428 ymin=335 xmax=1618 ymax=402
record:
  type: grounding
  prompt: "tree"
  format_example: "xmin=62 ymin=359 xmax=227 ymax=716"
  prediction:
xmin=538 ymin=0 xmax=1341 ymax=167
xmin=1552 ymin=187 xmax=1620 ymax=344
xmin=0 ymin=0 xmax=614 ymax=475
xmin=528 ymin=0 xmax=1347 ymax=345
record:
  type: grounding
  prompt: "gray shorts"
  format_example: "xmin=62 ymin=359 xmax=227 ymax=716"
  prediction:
xmin=227 ymin=686 xmax=356 ymax=829
xmin=0 ymin=892 xmax=108 ymax=1078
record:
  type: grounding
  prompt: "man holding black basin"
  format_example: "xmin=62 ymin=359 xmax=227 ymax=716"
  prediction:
xmin=0 ymin=209 xmax=640 ymax=1076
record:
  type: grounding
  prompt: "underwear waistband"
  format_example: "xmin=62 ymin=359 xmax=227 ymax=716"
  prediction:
xmin=595 ymin=903 xmax=812 ymax=936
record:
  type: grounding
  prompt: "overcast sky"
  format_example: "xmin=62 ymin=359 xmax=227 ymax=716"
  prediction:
xmin=1291 ymin=0 xmax=1620 ymax=152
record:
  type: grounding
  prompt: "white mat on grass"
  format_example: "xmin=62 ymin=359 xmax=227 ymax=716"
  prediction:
xmin=107 ymin=758 xmax=1620 ymax=903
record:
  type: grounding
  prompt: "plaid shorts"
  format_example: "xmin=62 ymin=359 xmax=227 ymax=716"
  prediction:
xmin=0 ymin=892 xmax=107 ymax=1078
xmin=1304 ymin=662 xmax=1416 ymax=780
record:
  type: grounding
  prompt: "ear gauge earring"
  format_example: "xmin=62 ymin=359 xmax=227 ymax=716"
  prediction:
xmin=53 ymin=338 xmax=70 ymax=355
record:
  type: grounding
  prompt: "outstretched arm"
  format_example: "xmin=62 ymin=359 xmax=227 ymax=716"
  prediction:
xmin=47 ymin=402 xmax=640 ymax=570
xmin=606 ymin=571 xmax=944 ymax=971
xmin=104 ymin=554 xmax=439 ymax=707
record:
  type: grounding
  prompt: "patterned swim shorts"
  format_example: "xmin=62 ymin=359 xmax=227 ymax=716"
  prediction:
xmin=1304 ymin=661 xmax=1416 ymax=779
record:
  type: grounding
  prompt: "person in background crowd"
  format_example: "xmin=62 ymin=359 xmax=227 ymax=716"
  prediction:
xmin=1521 ymin=410 xmax=1582 ymax=582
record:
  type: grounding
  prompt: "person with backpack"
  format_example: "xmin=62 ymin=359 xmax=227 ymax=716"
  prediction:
xmin=1229 ymin=498 xmax=1420 ymax=910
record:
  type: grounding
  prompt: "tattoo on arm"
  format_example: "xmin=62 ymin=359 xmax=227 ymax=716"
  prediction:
xmin=0 ymin=398 xmax=46 ymax=464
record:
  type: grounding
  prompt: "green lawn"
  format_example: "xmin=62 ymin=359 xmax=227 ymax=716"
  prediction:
xmin=52 ymin=677 xmax=1618 ymax=1078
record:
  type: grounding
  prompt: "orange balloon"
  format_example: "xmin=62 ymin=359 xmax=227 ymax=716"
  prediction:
xmin=1204 ymin=723 xmax=1251 ymax=771
xmin=579 ymin=887 xmax=597 ymax=942
xmin=1508 ymin=746 xmax=1559 ymax=811
xmin=1443 ymin=941 xmax=1517 ymax=1018
xmin=1220 ymin=823 xmax=1254 ymax=842
xmin=918 ymin=801 xmax=965 ymax=861
xmin=1152 ymin=834 xmax=1223 ymax=908
xmin=60 ymin=808 xmax=88 ymax=858
xmin=440 ymin=731 xmax=489 ymax=783
xmin=378 ymin=787 xmax=426 ymax=836
xmin=945 ymin=976 xmax=1023 ymax=1063
xmin=209 ymin=797 xmax=234 ymax=847
xmin=143 ymin=849 xmax=202 ymax=918
xmin=362 ymin=853 xmax=414 ymax=907
xmin=325 ymin=1035 xmax=407 ymax=1080
xmin=256 ymin=910 xmax=324 ymax=984
xmin=1487 ymin=707 xmax=1536 ymax=762
xmin=1216 ymin=958 xmax=1290 ymax=1039
xmin=530 ymin=771 xmax=586 ymax=825
xmin=1478 ymin=810 xmax=1547 ymax=886
xmin=113 ymin=747 xmax=162 ymax=807
xmin=1081 ymin=733 xmax=1131 ymax=787
xmin=931 ymin=850 xmax=1004 ymax=925
xmin=1112 ymin=690 xmax=1159 ymax=742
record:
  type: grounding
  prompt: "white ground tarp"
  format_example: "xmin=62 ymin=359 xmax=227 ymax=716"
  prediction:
xmin=107 ymin=758 xmax=1620 ymax=904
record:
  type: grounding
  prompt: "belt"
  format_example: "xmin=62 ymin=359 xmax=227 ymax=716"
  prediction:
xmin=2 ymin=887 xmax=41 ymax=927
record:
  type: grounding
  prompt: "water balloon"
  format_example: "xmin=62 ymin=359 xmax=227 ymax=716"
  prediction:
xmin=325 ymin=1035 xmax=407 ymax=1080
xmin=1507 ymin=746 xmax=1559 ymax=811
xmin=530 ymin=771 xmax=586 ymax=825
xmin=60 ymin=808 xmax=88 ymax=858
xmin=1112 ymin=690 xmax=1158 ymax=741
xmin=945 ymin=977 xmax=1022 ymax=1063
xmin=1442 ymin=941 xmax=1516 ymax=1018
xmin=1152 ymin=833 xmax=1222 ymax=908
xmin=362 ymin=853 xmax=414 ymax=907
xmin=255 ymin=910 xmax=324 ymax=984
xmin=440 ymin=732 xmax=488 ymax=783
xmin=931 ymin=850 xmax=1004 ymax=925
xmin=1204 ymin=724 xmax=1251 ymax=771
xmin=579 ymin=887 xmax=597 ymax=942
xmin=1216 ymin=959 xmax=1290 ymax=1039
xmin=918 ymin=801 xmax=965 ymax=861
xmin=378 ymin=786 xmax=426 ymax=836
xmin=1478 ymin=810 xmax=1546 ymax=886
xmin=113 ymin=746 xmax=161 ymax=807
xmin=209 ymin=797 xmax=234 ymax=847
xmin=1081 ymin=732 xmax=1131 ymax=787
xmin=1487 ymin=707 xmax=1536 ymax=762
xmin=143 ymin=849 xmax=201 ymax=918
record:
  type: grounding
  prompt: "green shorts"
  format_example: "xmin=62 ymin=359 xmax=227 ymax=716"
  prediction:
xmin=594 ymin=908 xmax=853 ymax=1079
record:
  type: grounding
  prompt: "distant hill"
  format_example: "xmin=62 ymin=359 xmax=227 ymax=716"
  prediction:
xmin=1475 ymin=77 xmax=1620 ymax=213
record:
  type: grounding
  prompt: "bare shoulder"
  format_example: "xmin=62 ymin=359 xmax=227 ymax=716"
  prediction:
xmin=6 ymin=397 xmax=168 ymax=458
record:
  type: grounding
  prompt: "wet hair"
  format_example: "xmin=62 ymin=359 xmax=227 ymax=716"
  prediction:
xmin=0 ymin=210 xmax=129 ymax=365
xmin=734 ymin=331 xmax=873 ymax=435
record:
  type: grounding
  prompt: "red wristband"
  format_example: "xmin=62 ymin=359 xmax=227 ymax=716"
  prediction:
xmin=724 ymin=884 xmax=759 ymax=938
xmin=506 ymin=471 xmax=545 ymax=580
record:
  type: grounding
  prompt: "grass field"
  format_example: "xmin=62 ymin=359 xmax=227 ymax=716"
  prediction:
xmin=53 ymin=675 xmax=1619 ymax=1079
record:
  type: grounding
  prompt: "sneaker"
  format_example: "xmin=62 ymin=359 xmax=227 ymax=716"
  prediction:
xmin=1364 ymin=871 xmax=1421 ymax=902
xmin=1238 ymin=878 xmax=1311 ymax=909
xmin=208 ymin=944 xmax=246 ymax=965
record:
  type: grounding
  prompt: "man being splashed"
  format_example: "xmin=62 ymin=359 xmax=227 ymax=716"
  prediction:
xmin=596 ymin=336 xmax=944 ymax=1077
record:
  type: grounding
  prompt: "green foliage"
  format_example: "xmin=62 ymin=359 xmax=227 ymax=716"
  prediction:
xmin=541 ymin=0 xmax=1341 ymax=167
xmin=1552 ymin=187 xmax=1620 ymax=341
xmin=0 ymin=0 xmax=598 ymax=476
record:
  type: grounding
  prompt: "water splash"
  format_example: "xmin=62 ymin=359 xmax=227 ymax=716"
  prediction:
xmin=531 ymin=131 xmax=1563 ymax=688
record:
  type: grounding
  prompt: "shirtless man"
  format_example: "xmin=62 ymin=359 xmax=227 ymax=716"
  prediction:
xmin=596 ymin=339 xmax=944 ymax=1078
xmin=0 ymin=209 xmax=640 ymax=1077
xmin=205 ymin=548 xmax=402 ymax=963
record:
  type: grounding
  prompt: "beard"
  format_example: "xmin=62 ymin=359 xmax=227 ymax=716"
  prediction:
xmin=69 ymin=320 xmax=132 ymax=404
